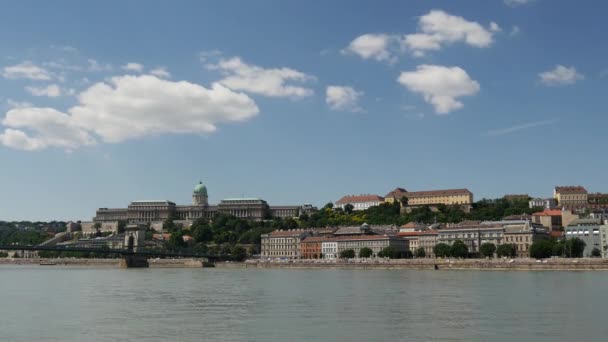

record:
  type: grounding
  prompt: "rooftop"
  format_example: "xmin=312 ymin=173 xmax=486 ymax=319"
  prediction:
xmin=406 ymin=188 xmax=472 ymax=197
xmin=555 ymin=186 xmax=588 ymax=194
xmin=384 ymin=187 xmax=408 ymax=199
xmin=532 ymin=209 xmax=563 ymax=216
xmin=336 ymin=194 xmax=384 ymax=204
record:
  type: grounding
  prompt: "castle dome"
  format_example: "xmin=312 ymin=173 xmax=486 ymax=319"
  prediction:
xmin=193 ymin=182 xmax=207 ymax=196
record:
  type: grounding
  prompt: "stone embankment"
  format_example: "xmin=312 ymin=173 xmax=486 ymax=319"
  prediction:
xmin=216 ymin=258 xmax=608 ymax=271
xmin=0 ymin=258 xmax=204 ymax=268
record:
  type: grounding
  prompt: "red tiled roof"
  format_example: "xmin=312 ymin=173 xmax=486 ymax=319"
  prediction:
xmin=384 ymin=187 xmax=408 ymax=198
xmin=406 ymin=188 xmax=472 ymax=197
xmin=397 ymin=232 xmax=421 ymax=237
xmin=334 ymin=234 xmax=396 ymax=241
xmin=301 ymin=236 xmax=336 ymax=243
xmin=550 ymin=231 xmax=564 ymax=238
xmin=532 ymin=209 xmax=562 ymax=216
xmin=555 ymin=186 xmax=587 ymax=194
xmin=336 ymin=194 xmax=384 ymax=204
xmin=267 ymin=230 xmax=310 ymax=237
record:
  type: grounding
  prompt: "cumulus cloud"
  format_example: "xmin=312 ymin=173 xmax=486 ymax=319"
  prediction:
xmin=2 ymin=61 xmax=52 ymax=80
xmin=402 ymin=10 xmax=499 ymax=56
xmin=342 ymin=33 xmax=397 ymax=63
xmin=504 ymin=0 xmax=533 ymax=7
xmin=207 ymin=57 xmax=314 ymax=98
xmin=0 ymin=107 xmax=95 ymax=151
xmin=0 ymin=75 xmax=259 ymax=150
xmin=87 ymin=59 xmax=112 ymax=72
xmin=149 ymin=67 xmax=170 ymax=78
xmin=25 ymin=84 xmax=62 ymax=97
xmin=121 ymin=62 xmax=144 ymax=72
xmin=538 ymin=65 xmax=584 ymax=86
xmin=326 ymin=86 xmax=364 ymax=112
xmin=397 ymin=65 xmax=480 ymax=114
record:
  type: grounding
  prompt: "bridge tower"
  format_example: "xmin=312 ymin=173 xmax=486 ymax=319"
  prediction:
xmin=124 ymin=224 xmax=146 ymax=252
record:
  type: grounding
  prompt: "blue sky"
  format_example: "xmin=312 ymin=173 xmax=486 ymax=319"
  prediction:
xmin=1 ymin=0 xmax=607 ymax=221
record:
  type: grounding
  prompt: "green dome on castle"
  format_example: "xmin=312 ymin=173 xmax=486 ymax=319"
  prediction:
xmin=193 ymin=182 xmax=207 ymax=196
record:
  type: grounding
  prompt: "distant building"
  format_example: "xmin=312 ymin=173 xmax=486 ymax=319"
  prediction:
xmin=94 ymin=181 xmax=314 ymax=224
xmin=417 ymin=230 xmax=439 ymax=258
xmin=406 ymin=188 xmax=473 ymax=212
xmin=554 ymin=186 xmax=588 ymax=208
xmin=502 ymin=222 xmax=549 ymax=257
xmin=587 ymin=193 xmax=608 ymax=209
xmin=439 ymin=223 xmax=505 ymax=254
xmin=335 ymin=194 xmax=384 ymax=211
xmin=321 ymin=240 xmax=339 ymax=260
xmin=384 ymin=188 xmax=408 ymax=205
xmin=565 ymin=218 xmax=608 ymax=257
xmin=260 ymin=230 xmax=312 ymax=259
xmin=529 ymin=198 xmax=557 ymax=209
xmin=300 ymin=236 xmax=334 ymax=259
xmin=532 ymin=209 xmax=579 ymax=231
xmin=334 ymin=223 xmax=372 ymax=236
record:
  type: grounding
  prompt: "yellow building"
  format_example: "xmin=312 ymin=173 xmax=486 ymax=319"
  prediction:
xmin=406 ymin=188 xmax=473 ymax=206
xmin=554 ymin=186 xmax=588 ymax=208
xmin=384 ymin=188 xmax=408 ymax=204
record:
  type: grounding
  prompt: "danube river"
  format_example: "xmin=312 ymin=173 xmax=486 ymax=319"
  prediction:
xmin=1 ymin=266 xmax=606 ymax=341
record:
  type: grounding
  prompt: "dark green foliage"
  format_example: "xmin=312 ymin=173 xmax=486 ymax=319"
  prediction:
xmin=378 ymin=246 xmax=399 ymax=258
xmin=433 ymin=243 xmax=451 ymax=258
xmin=591 ymin=248 xmax=602 ymax=257
xmin=230 ymin=246 xmax=247 ymax=261
xmin=359 ymin=247 xmax=373 ymax=258
xmin=530 ymin=240 xmax=553 ymax=259
xmin=0 ymin=228 xmax=47 ymax=245
xmin=414 ymin=247 xmax=426 ymax=258
xmin=0 ymin=251 xmax=8 ymax=258
xmin=344 ymin=204 xmax=354 ymax=214
xmin=450 ymin=240 xmax=468 ymax=258
xmin=480 ymin=243 xmax=496 ymax=258
xmin=496 ymin=244 xmax=517 ymax=258
xmin=340 ymin=249 xmax=355 ymax=259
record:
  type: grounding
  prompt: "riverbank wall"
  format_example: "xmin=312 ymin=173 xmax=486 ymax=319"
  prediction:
xmin=216 ymin=258 xmax=608 ymax=271
xmin=0 ymin=258 xmax=204 ymax=268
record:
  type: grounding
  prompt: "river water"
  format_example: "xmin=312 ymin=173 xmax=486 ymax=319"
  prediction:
xmin=1 ymin=266 xmax=606 ymax=341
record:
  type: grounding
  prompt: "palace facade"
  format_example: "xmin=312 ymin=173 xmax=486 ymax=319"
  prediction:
xmin=93 ymin=181 xmax=316 ymax=224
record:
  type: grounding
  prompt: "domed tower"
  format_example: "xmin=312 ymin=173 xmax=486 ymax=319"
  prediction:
xmin=192 ymin=181 xmax=208 ymax=206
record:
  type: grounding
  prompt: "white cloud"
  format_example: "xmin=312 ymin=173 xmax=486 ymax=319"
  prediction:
xmin=207 ymin=57 xmax=314 ymax=98
xmin=199 ymin=50 xmax=223 ymax=63
xmin=0 ymin=107 xmax=95 ymax=151
xmin=121 ymin=62 xmax=144 ymax=72
xmin=0 ymin=75 xmax=259 ymax=150
xmin=342 ymin=34 xmax=397 ymax=63
xmin=402 ymin=10 xmax=499 ymax=56
xmin=510 ymin=25 xmax=521 ymax=36
xmin=326 ymin=86 xmax=364 ymax=112
xmin=149 ymin=67 xmax=170 ymax=78
xmin=6 ymin=99 xmax=33 ymax=109
xmin=486 ymin=119 xmax=559 ymax=136
xmin=2 ymin=61 xmax=52 ymax=80
xmin=397 ymin=65 xmax=480 ymax=114
xmin=504 ymin=0 xmax=533 ymax=7
xmin=538 ymin=65 xmax=584 ymax=86
xmin=87 ymin=59 xmax=112 ymax=72
xmin=25 ymin=84 xmax=62 ymax=97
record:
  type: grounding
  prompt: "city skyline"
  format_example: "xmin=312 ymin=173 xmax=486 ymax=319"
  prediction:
xmin=2 ymin=0 xmax=608 ymax=221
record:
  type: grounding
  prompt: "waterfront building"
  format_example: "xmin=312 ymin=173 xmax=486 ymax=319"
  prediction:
xmin=554 ymin=186 xmax=588 ymax=208
xmin=94 ymin=181 xmax=314 ymax=225
xmin=565 ymin=218 xmax=608 ymax=257
xmin=529 ymin=198 xmax=557 ymax=209
xmin=300 ymin=236 xmax=334 ymax=259
xmin=418 ymin=230 xmax=438 ymax=258
xmin=384 ymin=188 xmax=408 ymax=205
xmin=322 ymin=240 xmax=339 ymax=260
xmin=336 ymin=235 xmax=409 ymax=258
xmin=396 ymin=231 xmax=421 ymax=253
xmin=334 ymin=223 xmax=372 ymax=236
xmin=438 ymin=223 xmax=505 ymax=254
xmin=260 ymin=229 xmax=312 ymax=259
xmin=335 ymin=194 xmax=384 ymax=211
xmin=502 ymin=222 xmax=549 ymax=257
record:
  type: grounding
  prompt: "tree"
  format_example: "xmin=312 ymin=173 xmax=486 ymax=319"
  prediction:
xmin=565 ymin=238 xmax=586 ymax=258
xmin=359 ymin=247 xmax=373 ymax=258
xmin=450 ymin=240 xmax=468 ymax=258
xmin=340 ymin=249 xmax=355 ymax=259
xmin=479 ymin=243 xmax=496 ymax=259
xmin=378 ymin=246 xmax=399 ymax=258
xmin=117 ymin=220 xmax=127 ymax=234
xmin=400 ymin=250 xmax=414 ymax=259
xmin=93 ymin=222 xmax=101 ymax=230
xmin=530 ymin=240 xmax=553 ymax=259
xmin=433 ymin=243 xmax=451 ymax=258
xmin=231 ymin=246 xmax=247 ymax=261
xmin=400 ymin=196 xmax=409 ymax=207
xmin=162 ymin=218 xmax=176 ymax=231
xmin=414 ymin=247 xmax=426 ymax=258
xmin=496 ymin=244 xmax=517 ymax=258
xmin=591 ymin=248 xmax=602 ymax=257
xmin=344 ymin=203 xmax=355 ymax=215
